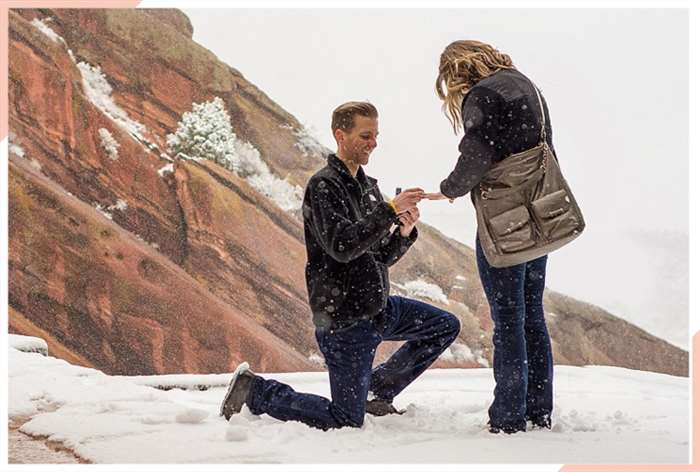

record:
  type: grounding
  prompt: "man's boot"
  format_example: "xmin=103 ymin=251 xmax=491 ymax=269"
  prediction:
xmin=365 ymin=398 xmax=405 ymax=417
xmin=219 ymin=362 xmax=258 ymax=420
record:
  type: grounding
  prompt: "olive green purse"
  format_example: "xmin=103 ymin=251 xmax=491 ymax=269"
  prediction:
xmin=472 ymin=80 xmax=585 ymax=268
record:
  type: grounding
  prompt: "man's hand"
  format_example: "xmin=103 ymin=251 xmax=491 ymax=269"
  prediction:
xmin=392 ymin=188 xmax=424 ymax=213
xmin=398 ymin=207 xmax=420 ymax=237
xmin=423 ymin=192 xmax=454 ymax=203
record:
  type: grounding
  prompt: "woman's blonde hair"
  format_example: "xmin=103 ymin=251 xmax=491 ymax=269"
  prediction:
xmin=435 ymin=40 xmax=514 ymax=133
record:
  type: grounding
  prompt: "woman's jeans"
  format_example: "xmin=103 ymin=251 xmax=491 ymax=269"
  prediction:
xmin=476 ymin=236 xmax=553 ymax=430
xmin=246 ymin=296 xmax=460 ymax=430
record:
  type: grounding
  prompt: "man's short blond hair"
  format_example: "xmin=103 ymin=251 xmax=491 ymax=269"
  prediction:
xmin=331 ymin=101 xmax=378 ymax=133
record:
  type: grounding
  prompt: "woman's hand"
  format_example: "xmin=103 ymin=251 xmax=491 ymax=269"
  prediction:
xmin=423 ymin=192 xmax=455 ymax=203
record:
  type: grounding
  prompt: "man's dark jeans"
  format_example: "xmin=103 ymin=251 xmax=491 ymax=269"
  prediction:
xmin=476 ymin=236 xmax=553 ymax=431
xmin=245 ymin=296 xmax=460 ymax=430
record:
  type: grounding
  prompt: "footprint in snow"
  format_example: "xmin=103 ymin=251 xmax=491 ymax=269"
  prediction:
xmin=225 ymin=426 xmax=249 ymax=442
xmin=141 ymin=416 xmax=171 ymax=425
xmin=175 ymin=408 xmax=208 ymax=424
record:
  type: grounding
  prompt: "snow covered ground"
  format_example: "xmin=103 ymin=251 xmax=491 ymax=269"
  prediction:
xmin=8 ymin=335 xmax=689 ymax=464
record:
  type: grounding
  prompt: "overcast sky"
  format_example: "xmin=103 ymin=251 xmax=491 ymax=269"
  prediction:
xmin=185 ymin=8 xmax=689 ymax=348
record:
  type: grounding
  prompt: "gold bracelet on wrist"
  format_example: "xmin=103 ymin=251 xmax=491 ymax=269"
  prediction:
xmin=388 ymin=199 xmax=398 ymax=214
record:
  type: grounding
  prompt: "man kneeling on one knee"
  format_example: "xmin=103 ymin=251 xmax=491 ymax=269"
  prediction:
xmin=220 ymin=101 xmax=461 ymax=430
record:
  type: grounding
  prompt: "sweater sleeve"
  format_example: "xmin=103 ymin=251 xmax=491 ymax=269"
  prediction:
xmin=440 ymin=86 xmax=502 ymax=199
xmin=306 ymin=177 xmax=396 ymax=263
xmin=374 ymin=225 xmax=418 ymax=267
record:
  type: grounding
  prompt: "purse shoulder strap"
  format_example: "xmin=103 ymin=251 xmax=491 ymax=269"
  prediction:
xmin=525 ymin=74 xmax=547 ymax=144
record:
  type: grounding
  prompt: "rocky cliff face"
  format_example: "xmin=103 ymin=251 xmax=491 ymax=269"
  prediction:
xmin=8 ymin=8 xmax=688 ymax=377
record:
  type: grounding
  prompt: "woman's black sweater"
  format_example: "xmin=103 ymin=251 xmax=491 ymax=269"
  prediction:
xmin=440 ymin=68 xmax=557 ymax=199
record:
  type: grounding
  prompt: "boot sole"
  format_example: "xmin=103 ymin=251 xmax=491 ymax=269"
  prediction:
xmin=365 ymin=403 xmax=406 ymax=416
xmin=219 ymin=362 xmax=250 ymax=417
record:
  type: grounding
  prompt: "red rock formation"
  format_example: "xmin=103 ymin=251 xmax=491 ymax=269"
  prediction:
xmin=9 ymin=8 xmax=321 ymax=374
xmin=9 ymin=155 xmax=312 ymax=374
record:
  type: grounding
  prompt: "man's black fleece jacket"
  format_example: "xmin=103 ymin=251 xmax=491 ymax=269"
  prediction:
xmin=302 ymin=154 xmax=417 ymax=330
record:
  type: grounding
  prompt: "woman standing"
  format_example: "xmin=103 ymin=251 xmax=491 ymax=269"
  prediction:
xmin=426 ymin=40 xmax=555 ymax=434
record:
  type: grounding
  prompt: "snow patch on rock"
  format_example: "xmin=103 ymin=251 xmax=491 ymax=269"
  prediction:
xmin=401 ymin=279 xmax=449 ymax=304
xmin=98 ymin=128 xmax=120 ymax=160
xmin=281 ymin=123 xmax=328 ymax=159
xmin=158 ymin=163 xmax=175 ymax=177
xmin=9 ymin=142 xmax=25 ymax=158
xmin=77 ymin=62 xmax=147 ymax=143
xmin=9 ymin=335 xmax=48 ymax=356
xmin=30 ymin=17 xmax=76 ymax=62
xmin=94 ymin=199 xmax=127 ymax=219
xmin=31 ymin=17 xmax=63 ymax=44
xmin=307 ymin=353 xmax=325 ymax=367
xmin=439 ymin=342 xmax=475 ymax=363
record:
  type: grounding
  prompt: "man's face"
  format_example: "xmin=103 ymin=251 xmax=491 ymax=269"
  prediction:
xmin=336 ymin=115 xmax=379 ymax=166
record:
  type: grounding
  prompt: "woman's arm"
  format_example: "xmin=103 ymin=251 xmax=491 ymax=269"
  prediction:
xmin=439 ymin=86 xmax=502 ymax=199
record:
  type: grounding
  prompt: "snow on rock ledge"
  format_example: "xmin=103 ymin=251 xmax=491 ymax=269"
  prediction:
xmin=77 ymin=61 xmax=147 ymax=143
xmin=399 ymin=279 xmax=449 ymax=304
xmin=439 ymin=342 xmax=490 ymax=367
xmin=9 ymin=334 xmax=48 ymax=356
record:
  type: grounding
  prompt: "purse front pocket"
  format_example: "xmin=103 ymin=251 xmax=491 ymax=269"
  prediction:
xmin=531 ymin=189 xmax=580 ymax=240
xmin=488 ymin=205 xmax=536 ymax=253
